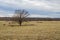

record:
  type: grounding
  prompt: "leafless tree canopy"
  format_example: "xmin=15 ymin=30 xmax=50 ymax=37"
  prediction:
xmin=13 ymin=9 xmax=29 ymax=26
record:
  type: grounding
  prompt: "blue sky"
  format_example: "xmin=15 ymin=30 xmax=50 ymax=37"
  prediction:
xmin=0 ymin=0 xmax=60 ymax=18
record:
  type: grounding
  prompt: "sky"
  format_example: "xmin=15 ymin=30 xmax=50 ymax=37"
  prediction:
xmin=0 ymin=0 xmax=60 ymax=18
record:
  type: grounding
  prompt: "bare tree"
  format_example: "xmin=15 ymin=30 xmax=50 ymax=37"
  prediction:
xmin=13 ymin=9 xmax=29 ymax=26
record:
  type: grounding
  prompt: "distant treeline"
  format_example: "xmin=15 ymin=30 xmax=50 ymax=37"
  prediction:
xmin=0 ymin=17 xmax=60 ymax=21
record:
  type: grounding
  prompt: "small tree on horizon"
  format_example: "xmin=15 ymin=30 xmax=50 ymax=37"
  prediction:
xmin=13 ymin=9 xmax=29 ymax=26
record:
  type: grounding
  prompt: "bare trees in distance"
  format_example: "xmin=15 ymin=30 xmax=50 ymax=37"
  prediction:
xmin=13 ymin=9 xmax=29 ymax=26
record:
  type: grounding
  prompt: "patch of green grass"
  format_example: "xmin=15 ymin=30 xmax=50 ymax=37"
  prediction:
xmin=0 ymin=21 xmax=60 ymax=40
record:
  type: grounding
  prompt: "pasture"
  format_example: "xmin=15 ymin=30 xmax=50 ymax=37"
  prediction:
xmin=0 ymin=21 xmax=60 ymax=40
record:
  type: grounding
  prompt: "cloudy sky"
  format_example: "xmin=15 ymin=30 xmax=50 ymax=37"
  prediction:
xmin=0 ymin=0 xmax=60 ymax=18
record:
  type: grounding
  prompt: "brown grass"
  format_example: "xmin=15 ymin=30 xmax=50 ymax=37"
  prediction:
xmin=0 ymin=21 xmax=60 ymax=40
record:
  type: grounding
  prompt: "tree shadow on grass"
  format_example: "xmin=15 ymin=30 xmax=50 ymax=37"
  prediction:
xmin=37 ymin=21 xmax=43 ymax=23
xmin=22 ymin=24 xmax=36 ymax=26
xmin=8 ymin=24 xmax=20 ymax=27
xmin=9 ymin=24 xmax=36 ymax=27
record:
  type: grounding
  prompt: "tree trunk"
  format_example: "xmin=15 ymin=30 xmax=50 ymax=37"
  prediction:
xmin=20 ymin=22 xmax=22 ymax=26
xmin=19 ymin=20 xmax=22 ymax=26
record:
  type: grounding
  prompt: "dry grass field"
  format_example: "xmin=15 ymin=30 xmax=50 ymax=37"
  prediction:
xmin=0 ymin=21 xmax=60 ymax=40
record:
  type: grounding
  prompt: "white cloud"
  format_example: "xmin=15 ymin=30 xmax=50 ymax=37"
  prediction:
xmin=0 ymin=0 xmax=60 ymax=12
xmin=0 ymin=0 xmax=60 ymax=18
xmin=28 ymin=14 xmax=49 ymax=18
xmin=7 ymin=14 xmax=13 ymax=17
xmin=0 ymin=15 xmax=5 ymax=17
xmin=0 ymin=10 xmax=13 ymax=17
xmin=0 ymin=10 xmax=60 ymax=18
xmin=48 ymin=13 xmax=60 ymax=18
